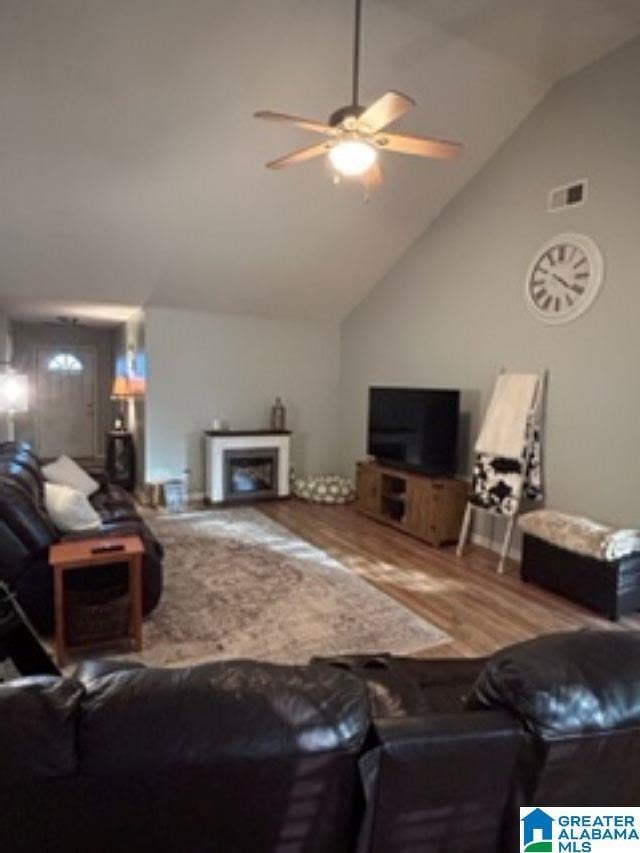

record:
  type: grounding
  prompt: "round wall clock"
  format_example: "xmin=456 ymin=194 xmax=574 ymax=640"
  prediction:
xmin=524 ymin=233 xmax=604 ymax=324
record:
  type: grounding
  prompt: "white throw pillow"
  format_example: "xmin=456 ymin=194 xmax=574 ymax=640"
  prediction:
xmin=44 ymin=482 xmax=102 ymax=533
xmin=42 ymin=454 xmax=99 ymax=497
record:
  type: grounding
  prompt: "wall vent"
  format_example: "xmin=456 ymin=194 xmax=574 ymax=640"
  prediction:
xmin=548 ymin=179 xmax=588 ymax=212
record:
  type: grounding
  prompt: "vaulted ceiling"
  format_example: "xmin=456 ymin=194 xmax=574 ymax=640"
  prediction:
xmin=1 ymin=0 xmax=639 ymax=322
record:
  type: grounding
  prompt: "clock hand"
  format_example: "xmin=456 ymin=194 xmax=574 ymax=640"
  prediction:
xmin=552 ymin=273 xmax=572 ymax=289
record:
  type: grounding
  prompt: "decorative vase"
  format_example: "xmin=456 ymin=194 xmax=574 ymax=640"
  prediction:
xmin=271 ymin=397 xmax=286 ymax=431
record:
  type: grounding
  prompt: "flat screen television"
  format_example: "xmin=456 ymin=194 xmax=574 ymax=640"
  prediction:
xmin=368 ymin=387 xmax=459 ymax=476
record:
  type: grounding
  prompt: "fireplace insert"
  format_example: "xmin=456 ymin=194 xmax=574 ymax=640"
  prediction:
xmin=223 ymin=448 xmax=280 ymax=502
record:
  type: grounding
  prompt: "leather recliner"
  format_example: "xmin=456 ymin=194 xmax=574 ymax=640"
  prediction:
xmin=0 ymin=441 xmax=163 ymax=632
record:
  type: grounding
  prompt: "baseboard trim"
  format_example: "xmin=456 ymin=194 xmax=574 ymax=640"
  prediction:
xmin=202 ymin=494 xmax=291 ymax=508
xmin=470 ymin=531 xmax=522 ymax=562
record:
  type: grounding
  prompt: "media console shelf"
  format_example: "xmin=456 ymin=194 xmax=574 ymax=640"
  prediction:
xmin=355 ymin=460 xmax=467 ymax=547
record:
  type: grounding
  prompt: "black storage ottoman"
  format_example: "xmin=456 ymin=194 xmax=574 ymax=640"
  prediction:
xmin=521 ymin=532 xmax=640 ymax=621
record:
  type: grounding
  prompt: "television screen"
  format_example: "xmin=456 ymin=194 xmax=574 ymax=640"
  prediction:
xmin=368 ymin=387 xmax=459 ymax=476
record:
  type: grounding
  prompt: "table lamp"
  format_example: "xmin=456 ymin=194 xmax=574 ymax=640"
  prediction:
xmin=111 ymin=370 xmax=146 ymax=431
xmin=110 ymin=375 xmax=131 ymax=431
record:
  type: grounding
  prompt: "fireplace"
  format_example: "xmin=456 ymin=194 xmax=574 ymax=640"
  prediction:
xmin=204 ymin=429 xmax=291 ymax=505
xmin=223 ymin=448 xmax=279 ymax=502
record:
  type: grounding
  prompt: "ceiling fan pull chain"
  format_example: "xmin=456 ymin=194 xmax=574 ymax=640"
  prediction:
xmin=352 ymin=0 xmax=362 ymax=108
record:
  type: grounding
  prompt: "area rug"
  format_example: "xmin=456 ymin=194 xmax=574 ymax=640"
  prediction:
xmin=129 ymin=507 xmax=449 ymax=667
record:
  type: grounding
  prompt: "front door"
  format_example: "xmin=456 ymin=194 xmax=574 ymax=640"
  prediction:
xmin=35 ymin=346 xmax=97 ymax=459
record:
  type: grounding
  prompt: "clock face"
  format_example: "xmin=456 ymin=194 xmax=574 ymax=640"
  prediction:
xmin=525 ymin=233 xmax=603 ymax=324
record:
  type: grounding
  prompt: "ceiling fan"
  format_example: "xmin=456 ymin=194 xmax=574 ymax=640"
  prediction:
xmin=255 ymin=0 xmax=463 ymax=194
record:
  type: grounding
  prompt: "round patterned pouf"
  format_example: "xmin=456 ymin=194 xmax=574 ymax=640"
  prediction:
xmin=292 ymin=474 xmax=356 ymax=505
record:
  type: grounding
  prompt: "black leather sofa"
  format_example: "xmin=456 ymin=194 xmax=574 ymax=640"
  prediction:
xmin=0 ymin=441 xmax=163 ymax=633
xmin=1 ymin=629 xmax=639 ymax=853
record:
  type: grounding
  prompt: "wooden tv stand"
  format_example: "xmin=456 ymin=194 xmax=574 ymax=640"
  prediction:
xmin=355 ymin=461 xmax=467 ymax=547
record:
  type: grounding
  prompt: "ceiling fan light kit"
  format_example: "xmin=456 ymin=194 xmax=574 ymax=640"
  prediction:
xmin=329 ymin=139 xmax=377 ymax=177
xmin=255 ymin=0 xmax=463 ymax=196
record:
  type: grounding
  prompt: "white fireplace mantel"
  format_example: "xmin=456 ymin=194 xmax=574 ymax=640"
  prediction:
xmin=204 ymin=430 xmax=291 ymax=503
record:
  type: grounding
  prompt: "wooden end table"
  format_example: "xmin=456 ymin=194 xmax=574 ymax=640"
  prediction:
xmin=49 ymin=535 xmax=144 ymax=665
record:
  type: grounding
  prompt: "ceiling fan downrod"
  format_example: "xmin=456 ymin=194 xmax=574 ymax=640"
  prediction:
xmin=329 ymin=0 xmax=365 ymax=127
xmin=352 ymin=0 xmax=362 ymax=108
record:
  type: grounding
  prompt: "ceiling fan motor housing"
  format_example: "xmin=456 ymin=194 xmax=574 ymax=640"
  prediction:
xmin=329 ymin=104 xmax=365 ymax=128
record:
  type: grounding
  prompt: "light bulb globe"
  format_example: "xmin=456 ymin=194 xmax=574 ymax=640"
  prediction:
xmin=329 ymin=140 xmax=377 ymax=177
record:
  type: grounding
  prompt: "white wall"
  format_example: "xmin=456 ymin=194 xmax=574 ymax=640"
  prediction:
xmin=145 ymin=307 xmax=340 ymax=493
xmin=340 ymin=38 xmax=640 ymax=536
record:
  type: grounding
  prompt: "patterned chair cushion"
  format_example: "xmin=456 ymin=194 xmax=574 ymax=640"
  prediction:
xmin=292 ymin=475 xmax=355 ymax=505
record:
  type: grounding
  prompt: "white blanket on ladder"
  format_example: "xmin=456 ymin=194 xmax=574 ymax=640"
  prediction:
xmin=475 ymin=373 xmax=540 ymax=458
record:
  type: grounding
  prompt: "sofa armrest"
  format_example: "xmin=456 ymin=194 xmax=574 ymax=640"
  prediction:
xmin=60 ymin=521 xmax=142 ymax=542
xmin=74 ymin=658 xmax=146 ymax=684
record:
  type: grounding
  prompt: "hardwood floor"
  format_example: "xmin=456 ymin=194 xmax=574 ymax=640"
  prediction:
xmin=261 ymin=499 xmax=640 ymax=658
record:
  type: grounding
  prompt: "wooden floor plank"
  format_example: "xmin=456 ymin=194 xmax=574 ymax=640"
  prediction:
xmin=260 ymin=499 xmax=639 ymax=658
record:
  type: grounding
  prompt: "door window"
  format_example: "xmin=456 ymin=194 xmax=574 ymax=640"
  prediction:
xmin=47 ymin=353 xmax=84 ymax=373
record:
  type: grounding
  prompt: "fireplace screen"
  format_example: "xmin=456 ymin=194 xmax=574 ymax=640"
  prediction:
xmin=223 ymin=448 xmax=279 ymax=501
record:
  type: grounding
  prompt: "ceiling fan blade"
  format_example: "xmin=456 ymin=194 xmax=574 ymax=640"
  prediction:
xmin=361 ymin=161 xmax=384 ymax=191
xmin=357 ymin=91 xmax=415 ymax=132
xmin=375 ymin=132 xmax=463 ymax=161
xmin=265 ymin=141 xmax=330 ymax=170
xmin=254 ymin=110 xmax=334 ymax=135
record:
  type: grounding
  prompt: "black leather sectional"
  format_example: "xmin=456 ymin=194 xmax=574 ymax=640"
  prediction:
xmin=0 ymin=441 xmax=163 ymax=632
xmin=2 ymin=630 xmax=639 ymax=852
